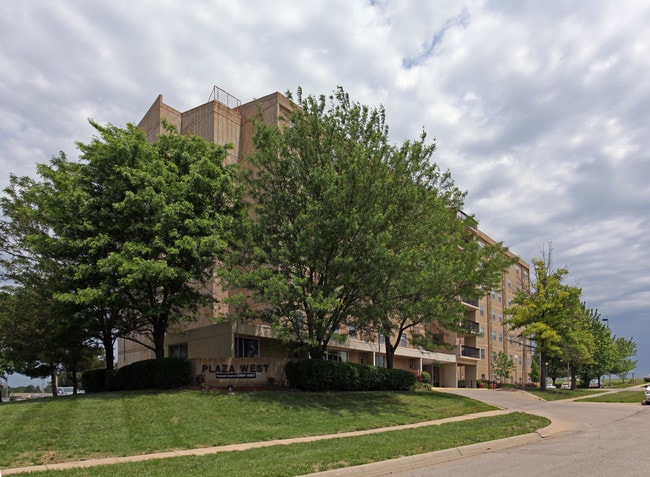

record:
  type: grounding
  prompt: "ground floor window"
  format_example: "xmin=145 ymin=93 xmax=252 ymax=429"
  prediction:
xmin=235 ymin=337 xmax=259 ymax=357
xmin=168 ymin=343 xmax=188 ymax=359
xmin=325 ymin=350 xmax=348 ymax=362
xmin=375 ymin=355 xmax=385 ymax=367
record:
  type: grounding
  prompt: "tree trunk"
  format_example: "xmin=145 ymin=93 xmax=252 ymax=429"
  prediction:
xmin=103 ymin=337 xmax=115 ymax=371
xmin=540 ymin=351 xmax=547 ymax=391
xmin=51 ymin=370 xmax=58 ymax=397
xmin=153 ymin=319 xmax=167 ymax=360
xmin=385 ymin=335 xmax=396 ymax=369
xmin=71 ymin=362 xmax=78 ymax=396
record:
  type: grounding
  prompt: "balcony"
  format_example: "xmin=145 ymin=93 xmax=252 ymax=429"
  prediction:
xmin=461 ymin=297 xmax=479 ymax=308
xmin=461 ymin=319 xmax=480 ymax=335
xmin=460 ymin=345 xmax=480 ymax=359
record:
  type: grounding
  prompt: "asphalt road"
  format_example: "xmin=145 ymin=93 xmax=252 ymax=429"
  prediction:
xmin=309 ymin=387 xmax=650 ymax=477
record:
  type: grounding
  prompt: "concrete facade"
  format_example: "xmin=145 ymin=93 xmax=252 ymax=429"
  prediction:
xmin=118 ymin=86 xmax=531 ymax=389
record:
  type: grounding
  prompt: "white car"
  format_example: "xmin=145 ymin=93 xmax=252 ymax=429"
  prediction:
xmin=644 ymin=385 xmax=650 ymax=405
xmin=561 ymin=382 xmax=571 ymax=389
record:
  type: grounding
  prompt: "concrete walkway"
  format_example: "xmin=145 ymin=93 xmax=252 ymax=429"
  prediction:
xmin=1 ymin=386 xmax=641 ymax=476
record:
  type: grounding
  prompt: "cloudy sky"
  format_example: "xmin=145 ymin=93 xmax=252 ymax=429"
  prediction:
xmin=1 ymin=0 xmax=649 ymax=383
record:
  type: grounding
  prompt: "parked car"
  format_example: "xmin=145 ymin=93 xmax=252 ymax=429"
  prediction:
xmin=644 ymin=385 xmax=650 ymax=405
xmin=589 ymin=379 xmax=604 ymax=389
xmin=561 ymin=382 xmax=571 ymax=389
xmin=546 ymin=383 xmax=556 ymax=389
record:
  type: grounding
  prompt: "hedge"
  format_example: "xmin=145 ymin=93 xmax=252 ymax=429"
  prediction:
xmin=285 ymin=359 xmax=416 ymax=391
xmin=81 ymin=358 xmax=192 ymax=392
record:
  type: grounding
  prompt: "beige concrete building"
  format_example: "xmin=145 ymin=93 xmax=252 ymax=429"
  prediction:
xmin=118 ymin=86 xmax=531 ymax=389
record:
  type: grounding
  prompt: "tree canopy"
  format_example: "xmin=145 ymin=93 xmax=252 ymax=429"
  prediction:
xmin=220 ymin=87 xmax=514 ymax=364
xmin=0 ymin=121 xmax=245 ymax=366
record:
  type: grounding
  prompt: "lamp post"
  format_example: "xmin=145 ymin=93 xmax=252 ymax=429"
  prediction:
xmin=603 ymin=318 xmax=610 ymax=386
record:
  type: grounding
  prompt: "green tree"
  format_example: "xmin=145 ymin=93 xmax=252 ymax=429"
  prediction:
xmin=575 ymin=307 xmax=613 ymax=388
xmin=505 ymin=248 xmax=583 ymax=391
xmin=221 ymin=87 xmax=513 ymax=363
xmin=1 ymin=122 xmax=245 ymax=361
xmin=221 ymin=88 xmax=396 ymax=359
xmin=610 ymin=336 xmax=637 ymax=382
xmin=492 ymin=351 xmax=515 ymax=385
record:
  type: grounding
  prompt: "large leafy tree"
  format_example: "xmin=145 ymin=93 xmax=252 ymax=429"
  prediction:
xmin=575 ymin=307 xmax=613 ymax=388
xmin=1 ymin=122 xmax=245 ymax=361
xmin=492 ymin=351 xmax=515 ymax=385
xmin=609 ymin=336 xmax=637 ymax=382
xmin=221 ymin=88 xmax=396 ymax=359
xmin=505 ymin=248 xmax=583 ymax=391
xmin=221 ymin=87 xmax=513 ymax=362
xmin=360 ymin=198 xmax=515 ymax=368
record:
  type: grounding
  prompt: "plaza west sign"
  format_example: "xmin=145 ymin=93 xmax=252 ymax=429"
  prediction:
xmin=191 ymin=358 xmax=288 ymax=387
xmin=202 ymin=363 xmax=271 ymax=379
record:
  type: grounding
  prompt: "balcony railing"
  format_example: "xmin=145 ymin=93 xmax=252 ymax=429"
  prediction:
xmin=460 ymin=345 xmax=480 ymax=359
xmin=461 ymin=319 xmax=480 ymax=334
xmin=461 ymin=297 xmax=479 ymax=308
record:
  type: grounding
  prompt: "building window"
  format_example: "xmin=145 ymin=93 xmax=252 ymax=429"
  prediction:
xmin=235 ymin=337 xmax=259 ymax=357
xmin=491 ymin=311 xmax=496 ymax=320
xmin=375 ymin=355 xmax=385 ymax=367
xmin=325 ymin=350 xmax=348 ymax=362
xmin=399 ymin=333 xmax=408 ymax=347
xmin=168 ymin=343 xmax=188 ymax=359
xmin=491 ymin=331 xmax=497 ymax=341
xmin=507 ymin=279 xmax=512 ymax=289
xmin=480 ymin=349 xmax=486 ymax=359
xmin=499 ymin=332 xmax=503 ymax=342
xmin=348 ymin=326 xmax=358 ymax=339
xmin=480 ymin=305 xmax=485 ymax=316
xmin=497 ymin=292 xmax=502 ymax=302
xmin=498 ymin=313 xmax=503 ymax=322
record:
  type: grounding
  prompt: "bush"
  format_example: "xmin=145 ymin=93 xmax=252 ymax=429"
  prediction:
xmin=81 ymin=358 xmax=192 ymax=392
xmin=81 ymin=368 xmax=108 ymax=393
xmin=118 ymin=358 xmax=192 ymax=390
xmin=285 ymin=359 xmax=416 ymax=391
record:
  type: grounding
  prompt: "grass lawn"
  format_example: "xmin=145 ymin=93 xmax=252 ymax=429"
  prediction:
xmin=576 ymin=390 xmax=647 ymax=403
xmin=0 ymin=389 xmax=549 ymax=475
xmin=527 ymin=388 xmax=605 ymax=401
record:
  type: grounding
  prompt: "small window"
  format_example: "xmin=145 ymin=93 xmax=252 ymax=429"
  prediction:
xmin=168 ymin=343 xmax=188 ymax=359
xmin=491 ymin=311 xmax=496 ymax=320
xmin=499 ymin=332 xmax=503 ymax=342
xmin=491 ymin=331 xmax=497 ymax=341
xmin=235 ymin=337 xmax=259 ymax=357
xmin=375 ymin=355 xmax=385 ymax=367
xmin=399 ymin=333 xmax=408 ymax=347
xmin=480 ymin=349 xmax=486 ymax=359
xmin=325 ymin=350 xmax=348 ymax=362
xmin=348 ymin=326 xmax=358 ymax=339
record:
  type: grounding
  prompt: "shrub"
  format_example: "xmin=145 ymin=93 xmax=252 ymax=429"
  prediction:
xmin=285 ymin=359 xmax=416 ymax=391
xmin=81 ymin=358 xmax=192 ymax=392
xmin=118 ymin=358 xmax=192 ymax=390
xmin=81 ymin=368 xmax=108 ymax=393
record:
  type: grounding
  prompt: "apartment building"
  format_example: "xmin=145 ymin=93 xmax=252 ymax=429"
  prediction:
xmin=118 ymin=86 xmax=531 ymax=388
